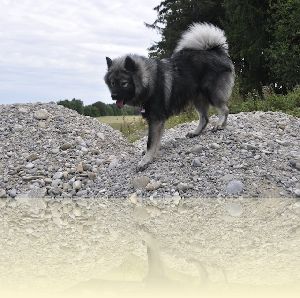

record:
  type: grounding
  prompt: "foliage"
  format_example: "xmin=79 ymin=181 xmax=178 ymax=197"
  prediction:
xmin=57 ymin=99 xmax=139 ymax=117
xmin=229 ymin=86 xmax=300 ymax=117
xmin=146 ymin=0 xmax=300 ymax=95
xmin=266 ymin=0 xmax=300 ymax=92
xmin=57 ymin=98 xmax=84 ymax=114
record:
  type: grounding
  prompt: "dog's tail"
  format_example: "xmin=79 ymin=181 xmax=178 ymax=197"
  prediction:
xmin=174 ymin=22 xmax=228 ymax=54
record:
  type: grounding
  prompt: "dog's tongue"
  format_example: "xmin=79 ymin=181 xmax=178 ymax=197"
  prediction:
xmin=116 ymin=100 xmax=124 ymax=109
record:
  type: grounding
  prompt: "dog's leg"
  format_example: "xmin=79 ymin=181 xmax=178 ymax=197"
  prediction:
xmin=137 ymin=120 xmax=164 ymax=171
xmin=212 ymin=103 xmax=229 ymax=132
xmin=186 ymin=99 xmax=209 ymax=138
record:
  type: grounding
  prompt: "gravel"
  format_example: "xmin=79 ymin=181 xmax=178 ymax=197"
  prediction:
xmin=0 ymin=102 xmax=299 ymax=199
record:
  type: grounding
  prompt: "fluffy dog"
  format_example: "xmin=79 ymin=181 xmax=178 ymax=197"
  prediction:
xmin=104 ymin=23 xmax=235 ymax=171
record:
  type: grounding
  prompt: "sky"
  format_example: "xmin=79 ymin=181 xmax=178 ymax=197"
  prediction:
xmin=0 ymin=0 xmax=160 ymax=105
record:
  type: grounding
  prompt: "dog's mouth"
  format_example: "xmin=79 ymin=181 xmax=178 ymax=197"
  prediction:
xmin=116 ymin=99 xmax=124 ymax=109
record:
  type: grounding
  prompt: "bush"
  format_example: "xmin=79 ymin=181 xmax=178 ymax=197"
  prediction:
xmin=229 ymin=87 xmax=300 ymax=117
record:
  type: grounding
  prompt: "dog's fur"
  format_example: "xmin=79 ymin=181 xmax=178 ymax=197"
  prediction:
xmin=104 ymin=23 xmax=235 ymax=171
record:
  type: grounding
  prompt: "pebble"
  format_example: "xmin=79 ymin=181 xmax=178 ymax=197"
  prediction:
xmin=34 ymin=109 xmax=49 ymax=120
xmin=177 ymin=182 xmax=191 ymax=191
xmin=145 ymin=181 xmax=161 ymax=191
xmin=53 ymin=172 xmax=63 ymax=180
xmin=60 ymin=143 xmax=72 ymax=150
xmin=0 ymin=189 xmax=7 ymax=198
xmin=226 ymin=180 xmax=244 ymax=195
xmin=192 ymin=158 xmax=201 ymax=167
xmin=132 ymin=176 xmax=150 ymax=190
xmin=25 ymin=163 xmax=35 ymax=169
xmin=211 ymin=143 xmax=220 ymax=149
xmin=73 ymin=181 xmax=82 ymax=191
xmin=8 ymin=189 xmax=17 ymax=198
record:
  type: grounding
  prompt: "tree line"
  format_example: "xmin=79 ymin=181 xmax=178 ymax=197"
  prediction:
xmin=146 ymin=0 xmax=300 ymax=97
xmin=57 ymin=98 xmax=139 ymax=117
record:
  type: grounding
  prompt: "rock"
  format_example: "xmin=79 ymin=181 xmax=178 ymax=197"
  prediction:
xmin=18 ymin=107 xmax=28 ymax=113
xmin=25 ymin=162 xmax=35 ymax=169
xmin=108 ymin=159 xmax=119 ymax=170
xmin=211 ymin=143 xmax=220 ymax=149
xmin=34 ymin=109 xmax=49 ymax=120
xmin=294 ymin=188 xmax=300 ymax=198
xmin=88 ymin=172 xmax=96 ymax=180
xmin=96 ymin=132 xmax=105 ymax=140
xmin=0 ymin=189 xmax=7 ymax=198
xmin=177 ymin=182 xmax=191 ymax=191
xmin=8 ymin=189 xmax=17 ymax=198
xmin=132 ymin=176 xmax=150 ymax=190
xmin=191 ymin=145 xmax=203 ymax=153
xmin=129 ymin=193 xmax=138 ymax=204
xmin=53 ymin=171 xmax=63 ymax=180
xmin=38 ymin=121 xmax=47 ymax=129
xmin=226 ymin=180 xmax=244 ymax=195
xmin=192 ymin=158 xmax=201 ymax=167
xmin=73 ymin=180 xmax=82 ymax=191
xmin=146 ymin=181 xmax=161 ymax=191
xmin=51 ymin=148 xmax=60 ymax=154
xmin=26 ymin=153 xmax=39 ymax=161
xmin=60 ymin=143 xmax=72 ymax=150
xmin=76 ymin=162 xmax=84 ymax=173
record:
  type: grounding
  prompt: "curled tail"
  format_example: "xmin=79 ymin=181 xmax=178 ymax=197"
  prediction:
xmin=174 ymin=22 xmax=229 ymax=54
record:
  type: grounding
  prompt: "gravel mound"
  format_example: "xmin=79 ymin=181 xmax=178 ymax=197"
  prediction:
xmin=0 ymin=103 xmax=299 ymax=199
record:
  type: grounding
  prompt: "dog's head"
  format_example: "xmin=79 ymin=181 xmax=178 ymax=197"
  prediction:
xmin=104 ymin=55 xmax=141 ymax=108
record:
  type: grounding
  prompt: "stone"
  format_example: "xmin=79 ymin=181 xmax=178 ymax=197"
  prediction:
xmin=226 ymin=180 xmax=244 ymax=195
xmin=192 ymin=158 xmax=201 ymax=167
xmin=132 ymin=176 xmax=150 ymax=190
xmin=146 ymin=181 xmax=161 ymax=191
xmin=73 ymin=180 xmax=82 ymax=191
xmin=60 ymin=143 xmax=72 ymax=150
xmin=0 ymin=189 xmax=7 ymax=198
xmin=34 ymin=109 xmax=49 ymax=120
xmin=211 ymin=143 xmax=220 ymax=149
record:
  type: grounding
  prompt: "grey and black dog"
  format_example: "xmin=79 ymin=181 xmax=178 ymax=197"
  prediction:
xmin=104 ymin=23 xmax=235 ymax=171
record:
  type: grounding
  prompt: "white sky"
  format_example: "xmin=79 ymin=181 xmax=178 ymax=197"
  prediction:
xmin=0 ymin=0 xmax=160 ymax=105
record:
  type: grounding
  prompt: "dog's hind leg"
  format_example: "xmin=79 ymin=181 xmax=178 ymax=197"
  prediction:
xmin=137 ymin=120 xmax=165 ymax=171
xmin=211 ymin=102 xmax=229 ymax=132
xmin=211 ymin=71 xmax=234 ymax=132
xmin=186 ymin=98 xmax=209 ymax=138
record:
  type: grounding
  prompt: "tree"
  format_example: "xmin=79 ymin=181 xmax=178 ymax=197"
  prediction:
xmin=146 ymin=0 xmax=225 ymax=58
xmin=57 ymin=98 xmax=84 ymax=114
xmin=266 ymin=0 xmax=300 ymax=92
xmin=223 ymin=0 xmax=271 ymax=96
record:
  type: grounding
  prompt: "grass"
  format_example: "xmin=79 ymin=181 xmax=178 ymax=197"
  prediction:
xmin=97 ymin=87 xmax=299 ymax=142
xmin=98 ymin=115 xmax=147 ymax=142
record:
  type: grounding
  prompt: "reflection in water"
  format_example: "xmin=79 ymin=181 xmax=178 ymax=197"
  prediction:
xmin=0 ymin=196 xmax=299 ymax=296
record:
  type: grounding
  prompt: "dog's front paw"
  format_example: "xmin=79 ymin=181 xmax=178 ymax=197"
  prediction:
xmin=186 ymin=132 xmax=198 ymax=138
xmin=136 ymin=156 xmax=153 ymax=172
xmin=136 ymin=161 xmax=149 ymax=172
xmin=211 ymin=125 xmax=225 ymax=132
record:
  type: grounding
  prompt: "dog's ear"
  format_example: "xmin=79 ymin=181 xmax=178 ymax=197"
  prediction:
xmin=106 ymin=57 xmax=113 ymax=69
xmin=124 ymin=56 xmax=136 ymax=72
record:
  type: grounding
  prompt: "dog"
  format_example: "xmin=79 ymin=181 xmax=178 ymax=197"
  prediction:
xmin=104 ymin=23 xmax=235 ymax=171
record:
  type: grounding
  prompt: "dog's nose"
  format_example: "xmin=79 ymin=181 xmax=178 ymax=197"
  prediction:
xmin=111 ymin=94 xmax=118 ymax=100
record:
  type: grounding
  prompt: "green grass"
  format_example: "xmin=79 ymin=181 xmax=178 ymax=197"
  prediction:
xmin=98 ymin=115 xmax=147 ymax=142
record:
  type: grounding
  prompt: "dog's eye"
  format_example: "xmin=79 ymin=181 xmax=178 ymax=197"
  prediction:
xmin=111 ymin=81 xmax=115 ymax=87
xmin=121 ymin=81 xmax=128 ymax=88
